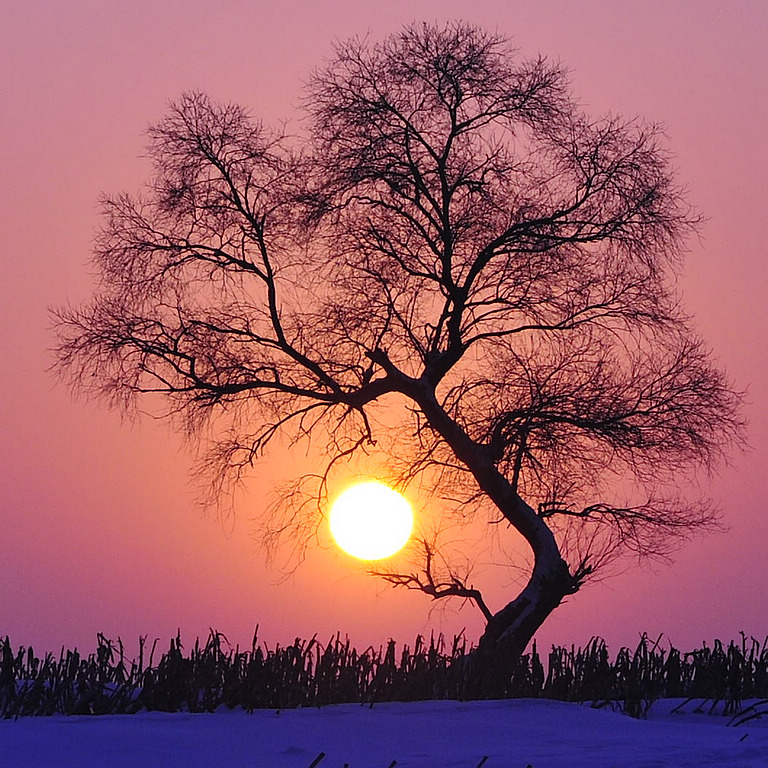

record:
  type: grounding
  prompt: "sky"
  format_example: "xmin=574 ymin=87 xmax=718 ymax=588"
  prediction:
xmin=3 ymin=699 xmax=766 ymax=767
xmin=1 ymin=0 xmax=766 ymax=656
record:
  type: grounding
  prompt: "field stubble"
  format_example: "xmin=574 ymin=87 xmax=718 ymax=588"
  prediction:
xmin=1 ymin=630 xmax=766 ymax=721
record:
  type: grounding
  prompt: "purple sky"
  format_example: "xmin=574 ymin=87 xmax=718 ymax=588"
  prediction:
xmin=1 ymin=0 xmax=766 ymax=654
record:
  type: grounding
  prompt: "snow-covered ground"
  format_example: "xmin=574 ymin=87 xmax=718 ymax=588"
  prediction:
xmin=2 ymin=698 xmax=766 ymax=767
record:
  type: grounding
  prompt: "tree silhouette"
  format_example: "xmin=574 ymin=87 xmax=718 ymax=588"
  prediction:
xmin=55 ymin=23 xmax=742 ymax=658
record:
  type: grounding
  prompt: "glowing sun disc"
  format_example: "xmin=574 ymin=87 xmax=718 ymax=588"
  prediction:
xmin=329 ymin=482 xmax=413 ymax=560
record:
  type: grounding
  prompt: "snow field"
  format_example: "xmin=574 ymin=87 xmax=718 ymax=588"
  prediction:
xmin=1 ymin=698 xmax=767 ymax=767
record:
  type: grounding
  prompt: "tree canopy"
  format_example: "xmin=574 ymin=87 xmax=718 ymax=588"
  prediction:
xmin=55 ymin=23 xmax=743 ymax=655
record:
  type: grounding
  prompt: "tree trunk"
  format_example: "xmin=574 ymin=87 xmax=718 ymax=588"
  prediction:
xmin=406 ymin=378 xmax=577 ymax=662
xmin=469 ymin=498 xmax=574 ymax=697
xmin=479 ymin=543 xmax=574 ymax=659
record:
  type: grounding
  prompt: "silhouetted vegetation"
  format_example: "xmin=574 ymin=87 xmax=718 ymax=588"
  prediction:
xmin=2 ymin=630 xmax=767 ymax=719
xmin=54 ymin=22 xmax=744 ymax=657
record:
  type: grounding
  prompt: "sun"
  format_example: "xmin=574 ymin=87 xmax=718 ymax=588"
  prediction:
xmin=329 ymin=481 xmax=413 ymax=560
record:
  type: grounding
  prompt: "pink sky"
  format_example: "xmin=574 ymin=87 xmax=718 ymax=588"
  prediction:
xmin=1 ymin=1 xmax=766 ymax=655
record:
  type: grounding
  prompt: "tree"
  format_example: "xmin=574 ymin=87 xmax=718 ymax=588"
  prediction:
xmin=55 ymin=23 xmax=742 ymax=659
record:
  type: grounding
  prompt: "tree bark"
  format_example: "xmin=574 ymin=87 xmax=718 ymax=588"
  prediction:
xmin=479 ymin=532 xmax=573 ymax=658
xmin=401 ymin=372 xmax=577 ymax=661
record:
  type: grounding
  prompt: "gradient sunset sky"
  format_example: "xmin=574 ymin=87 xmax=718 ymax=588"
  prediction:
xmin=1 ymin=0 xmax=766 ymax=655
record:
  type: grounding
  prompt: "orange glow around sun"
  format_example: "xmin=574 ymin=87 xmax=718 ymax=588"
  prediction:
xmin=329 ymin=481 xmax=413 ymax=560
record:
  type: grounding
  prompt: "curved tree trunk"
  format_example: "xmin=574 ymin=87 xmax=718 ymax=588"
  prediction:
xmin=403 ymin=377 xmax=578 ymax=661
xmin=467 ymin=491 xmax=575 ymax=696
xmin=479 ymin=517 xmax=574 ymax=659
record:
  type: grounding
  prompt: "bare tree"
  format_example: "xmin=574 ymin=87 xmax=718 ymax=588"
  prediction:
xmin=54 ymin=23 xmax=742 ymax=659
